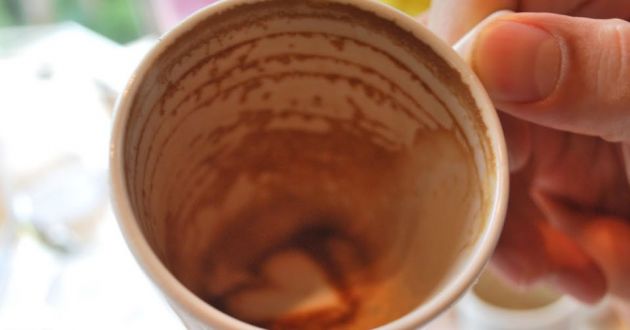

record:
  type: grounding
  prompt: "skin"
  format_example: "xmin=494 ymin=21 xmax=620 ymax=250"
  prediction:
xmin=425 ymin=0 xmax=630 ymax=306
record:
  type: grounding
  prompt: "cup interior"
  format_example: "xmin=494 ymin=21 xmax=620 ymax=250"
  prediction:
xmin=116 ymin=0 xmax=504 ymax=328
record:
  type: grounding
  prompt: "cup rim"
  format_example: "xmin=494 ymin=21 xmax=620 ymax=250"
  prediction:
xmin=109 ymin=0 xmax=509 ymax=329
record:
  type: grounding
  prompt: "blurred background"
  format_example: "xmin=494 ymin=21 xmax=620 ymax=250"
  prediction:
xmin=0 ymin=0 xmax=626 ymax=329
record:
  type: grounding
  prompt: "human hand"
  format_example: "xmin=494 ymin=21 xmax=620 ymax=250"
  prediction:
xmin=426 ymin=1 xmax=630 ymax=303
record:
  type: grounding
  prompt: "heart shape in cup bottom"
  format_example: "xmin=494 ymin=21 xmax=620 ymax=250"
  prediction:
xmin=224 ymin=249 xmax=352 ymax=325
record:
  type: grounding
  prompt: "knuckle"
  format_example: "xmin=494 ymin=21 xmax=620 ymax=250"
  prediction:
xmin=595 ymin=20 xmax=630 ymax=143
xmin=596 ymin=19 xmax=630 ymax=104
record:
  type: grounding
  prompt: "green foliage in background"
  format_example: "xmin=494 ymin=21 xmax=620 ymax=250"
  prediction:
xmin=53 ymin=0 xmax=141 ymax=43
xmin=0 ymin=1 xmax=17 ymax=26
xmin=0 ymin=0 xmax=142 ymax=43
xmin=0 ymin=8 xmax=11 ymax=27
xmin=381 ymin=0 xmax=431 ymax=15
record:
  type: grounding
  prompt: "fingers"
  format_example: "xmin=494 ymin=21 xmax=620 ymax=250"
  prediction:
xmin=493 ymin=211 xmax=607 ymax=303
xmin=427 ymin=0 xmax=516 ymax=44
xmin=426 ymin=0 xmax=630 ymax=45
xmin=491 ymin=169 xmax=607 ymax=303
xmin=623 ymin=144 xmax=630 ymax=186
xmin=539 ymin=221 xmax=608 ymax=303
xmin=518 ymin=0 xmax=630 ymax=18
xmin=516 ymin=0 xmax=593 ymax=14
xmin=531 ymin=190 xmax=588 ymax=237
xmin=498 ymin=113 xmax=532 ymax=172
xmin=533 ymin=190 xmax=630 ymax=300
xmin=580 ymin=218 xmax=630 ymax=300
xmin=564 ymin=0 xmax=630 ymax=19
xmin=472 ymin=13 xmax=630 ymax=143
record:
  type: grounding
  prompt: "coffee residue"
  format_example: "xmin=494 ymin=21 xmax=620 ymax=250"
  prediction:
xmin=123 ymin=1 xmax=487 ymax=328
xmin=166 ymin=114 xmax=421 ymax=329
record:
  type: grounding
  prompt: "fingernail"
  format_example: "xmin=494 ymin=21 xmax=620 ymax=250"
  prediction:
xmin=473 ymin=20 xmax=562 ymax=103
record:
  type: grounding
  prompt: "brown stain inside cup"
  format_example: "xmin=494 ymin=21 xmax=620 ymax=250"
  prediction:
xmin=162 ymin=112 xmax=478 ymax=329
xmin=121 ymin=0 xmax=493 ymax=329
xmin=168 ymin=117 xmax=415 ymax=329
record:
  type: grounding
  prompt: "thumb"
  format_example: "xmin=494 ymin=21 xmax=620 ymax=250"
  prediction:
xmin=473 ymin=13 xmax=630 ymax=143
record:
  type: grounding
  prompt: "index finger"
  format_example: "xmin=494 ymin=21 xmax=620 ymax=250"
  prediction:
xmin=427 ymin=0 xmax=630 ymax=44
xmin=427 ymin=0 xmax=517 ymax=44
xmin=492 ymin=168 xmax=606 ymax=303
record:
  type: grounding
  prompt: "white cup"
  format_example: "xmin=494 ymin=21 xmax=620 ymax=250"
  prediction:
xmin=110 ymin=0 xmax=509 ymax=328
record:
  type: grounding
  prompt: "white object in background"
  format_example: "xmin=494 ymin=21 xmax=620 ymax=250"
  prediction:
xmin=0 ymin=209 xmax=184 ymax=330
xmin=0 ymin=23 xmax=115 ymax=251
xmin=457 ymin=289 xmax=580 ymax=330
xmin=574 ymin=299 xmax=630 ymax=330
xmin=0 ymin=143 xmax=15 ymax=302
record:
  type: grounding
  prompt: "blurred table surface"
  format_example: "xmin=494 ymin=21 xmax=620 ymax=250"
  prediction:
xmin=0 ymin=22 xmax=627 ymax=330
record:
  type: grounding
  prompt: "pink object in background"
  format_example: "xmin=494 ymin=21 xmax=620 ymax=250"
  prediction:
xmin=151 ymin=0 xmax=220 ymax=33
